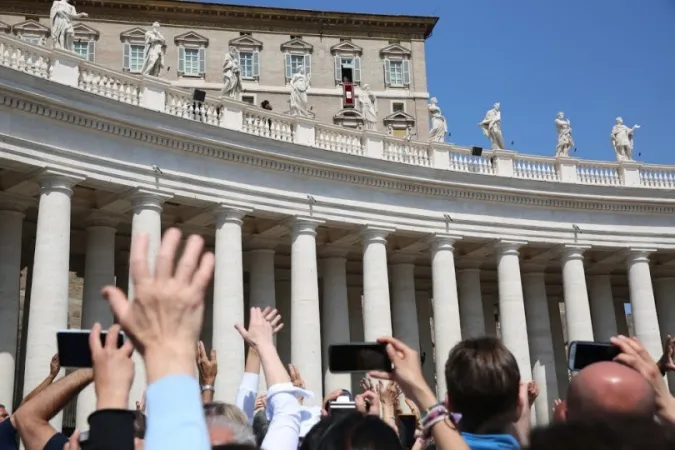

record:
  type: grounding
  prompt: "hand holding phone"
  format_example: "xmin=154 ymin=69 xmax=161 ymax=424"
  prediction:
xmin=328 ymin=342 xmax=392 ymax=373
xmin=568 ymin=341 xmax=620 ymax=371
xmin=57 ymin=329 xmax=125 ymax=368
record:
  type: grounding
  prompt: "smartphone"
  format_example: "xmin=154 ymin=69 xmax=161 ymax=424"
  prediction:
xmin=328 ymin=342 xmax=392 ymax=373
xmin=327 ymin=393 xmax=356 ymax=418
xmin=57 ymin=329 xmax=125 ymax=368
xmin=397 ymin=414 xmax=418 ymax=448
xmin=568 ymin=341 xmax=620 ymax=371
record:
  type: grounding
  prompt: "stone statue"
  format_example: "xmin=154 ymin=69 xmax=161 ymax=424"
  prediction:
xmin=141 ymin=22 xmax=166 ymax=77
xmin=357 ymin=84 xmax=378 ymax=131
xmin=222 ymin=46 xmax=242 ymax=99
xmin=611 ymin=117 xmax=640 ymax=161
xmin=50 ymin=0 xmax=88 ymax=50
xmin=554 ymin=112 xmax=575 ymax=157
xmin=428 ymin=97 xmax=447 ymax=142
xmin=478 ymin=102 xmax=505 ymax=150
xmin=289 ymin=65 xmax=313 ymax=117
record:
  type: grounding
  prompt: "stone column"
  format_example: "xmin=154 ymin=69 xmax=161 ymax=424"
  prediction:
xmin=76 ymin=213 xmax=118 ymax=429
xmin=249 ymin=247 xmax=277 ymax=311
xmin=482 ymin=295 xmax=497 ymax=337
xmin=548 ymin=297 xmax=569 ymax=396
xmin=588 ymin=274 xmax=618 ymax=341
xmin=614 ymin=300 xmax=630 ymax=336
xmin=626 ymin=250 xmax=661 ymax=359
xmin=275 ymin=278 xmax=291 ymax=365
xmin=212 ymin=205 xmax=251 ymax=401
xmin=320 ymin=255 xmax=352 ymax=394
xmin=361 ymin=226 xmax=394 ymax=340
xmin=0 ymin=203 xmax=26 ymax=408
xmin=429 ymin=234 xmax=462 ymax=397
xmin=390 ymin=261 xmax=420 ymax=351
xmin=115 ymin=251 xmax=130 ymax=297
xmin=23 ymin=172 xmax=82 ymax=431
xmin=494 ymin=241 xmax=532 ymax=381
xmin=127 ymin=190 xmax=167 ymax=408
xmin=415 ymin=290 xmax=436 ymax=392
xmin=456 ymin=264 xmax=486 ymax=339
xmin=347 ymin=284 xmax=364 ymax=390
xmin=522 ymin=268 xmax=558 ymax=425
xmin=290 ymin=217 xmax=324 ymax=404
xmin=654 ymin=274 xmax=675 ymax=391
xmin=561 ymin=246 xmax=594 ymax=342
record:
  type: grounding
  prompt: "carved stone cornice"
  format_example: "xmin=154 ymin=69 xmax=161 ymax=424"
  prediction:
xmin=1 ymin=0 xmax=438 ymax=40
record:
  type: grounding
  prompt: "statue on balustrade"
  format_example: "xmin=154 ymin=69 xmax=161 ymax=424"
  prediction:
xmin=289 ymin=65 xmax=314 ymax=118
xmin=611 ymin=117 xmax=640 ymax=161
xmin=478 ymin=102 xmax=505 ymax=149
xmin=428 ymin=97 xmax=447 ymax=142
xmin=141 ymin=22 xmax=166 ymax=77
xmin=50 ymin=0 xmax=88 ymax=50
xmin=357 ymin=84 xmax=378 ymax=131
xmin=222 ymin=46 xmax=243 ymax=99
xmin=554 ymin=112 xmax=575 ymax=157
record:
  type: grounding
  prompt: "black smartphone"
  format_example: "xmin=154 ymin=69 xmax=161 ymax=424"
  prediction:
xmin=568 ymin=340 xmax=620 ymax=371
xmin=397 ymin=414 xmax=418 ymax=448
xmin=328 ymin=342 xmax=392 ymax=373
xmin=57 ymin=330 xmax=125 ymax=368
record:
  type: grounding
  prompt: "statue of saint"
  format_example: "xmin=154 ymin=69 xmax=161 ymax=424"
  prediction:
xmin=50 ymin=0 xmax=88 ymax=50
xmin=289 ymin=66 xmax=313 ymax=117
xmin=428 ymin=97 xmax=448 ymax=142
xmin=357 ymin=84 xmax=378 ymax=131
xmin=478 ymin=102 xmax=505 ymax=149
xmin=141 ymin=22 xmax=165 ymax=77
xmin=554 ymin=112 xmax=575 ymax=157
xmin=222 ymin=46 xmax=242 ymax=99
xmin=611 ymin=117 xmax=640 ymax=161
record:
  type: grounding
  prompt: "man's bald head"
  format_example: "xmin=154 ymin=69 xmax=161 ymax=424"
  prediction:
xmin=566 ymin=361 xmax=656 ymax=420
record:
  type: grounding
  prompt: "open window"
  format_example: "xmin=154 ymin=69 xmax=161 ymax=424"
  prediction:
xmin=331 ymin=40 xmax=363 ymax=85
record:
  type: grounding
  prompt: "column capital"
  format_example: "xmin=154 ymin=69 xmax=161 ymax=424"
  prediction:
xmin=361 ymin=225 xmax=395 ymax=244
xmin=213 ymin=204 xmax=254 ymax=226
xmin=560 ymin=244 xmax=591 ymax=261
xmin=494 ymin=240 xmax=527 ymax=256
xmin=427 ymin=233 xmax=462 ymax=251
xmin=85 ymin=211 xmax=121 ymax=229
xmin=37 ymin=169 xmax=85 ymax=197
xmin=286 ymin=216 xmax=324 ymax=236
xmin=128 ymin=188 xmax=173 ymax=213
xmin=624 ymin=248 xmax=656 ymax=264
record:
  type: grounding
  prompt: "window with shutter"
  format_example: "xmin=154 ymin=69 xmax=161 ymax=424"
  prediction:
xmin=88 ymin=40 xmax=95 ymax=62
xmin=384 ymin=59 xmax=391 ymax=86
xmin=402 ymin=59 xmax=411 ymax=86
xmin=353 ymin=57 xmax=362 ymax=83
xmin=198 ymin=47 xmax=206 ymax=76
xmin=303 ymin=54 xmax=311 ymax=75
xmin=252 ymin=50 xmax=260 ymax=78
xmin=123 ymin=42 xmax=130 ymax=71
xmin=284 ymin=54 xmax=292 ymax=81
xmin=334 ymin=56 xmax=341 ymax=82
xmin=178 ymin=46 xmax=185 ymax=74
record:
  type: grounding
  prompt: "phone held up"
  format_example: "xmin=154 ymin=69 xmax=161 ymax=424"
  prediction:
xmin=57 ymin=329 xmax=125 ymax=368
xmin=567 ymin=340 xmax=620 ymax=371
xmin=328 ymin=342 xmax=393 ymax=373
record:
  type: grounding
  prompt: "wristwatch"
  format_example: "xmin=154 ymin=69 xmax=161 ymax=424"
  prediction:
xmin=200 ymin=384 xmax=215 ymax=392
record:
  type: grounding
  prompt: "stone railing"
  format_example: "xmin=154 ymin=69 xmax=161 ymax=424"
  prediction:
xmin=1 ymin=33 xmax=673 ymax=190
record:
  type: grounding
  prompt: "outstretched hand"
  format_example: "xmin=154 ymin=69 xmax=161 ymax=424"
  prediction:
xmin=90 ymin=323 xmax=134 ymax=410
xmin=235 ymin=307 xmax=274 ymax=351
xmin=658 ymin=335 xmax=675 ymax=373
xmin=49 ymin=354 xmax=60 ymax=377
xmin=197 ymin=341 xmax=218 ymax=385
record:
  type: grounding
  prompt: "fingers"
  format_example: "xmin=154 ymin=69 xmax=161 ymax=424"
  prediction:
xmin=154 ymin=228 xmax=182 ymax=280
xmin=192 ymin=251 xmax=215 ymax=294
xmin=121 ymin=339 xmax=134 ymax=358
xmin=369 ymin=370 xmax=394 ymax=381
xmin=175 ymin=233 xmax=204 ymax=284
xmin=105 ymin=324 xmax=121 ymax=350
xmin=102 ymin=286 xmax=130 ymax=325
xmin=234 ymin=323 xmax=248 ymax=339
xmin=273 ymin=322 xmax=284 ymax=334
xmin=89 ymin=323 xmax=103 ymax=354
xmin=129 ymin=233 xmax=151 ymax=283
xmin=268 ymin=313 xmax=282 ymax=330
xmin=67 ymin=429 xmax=81 ymax=450
xmin=198 ymin=341 xmax=206 ymax=359
xmin=210 ymin=349 xmax=217 ymax=362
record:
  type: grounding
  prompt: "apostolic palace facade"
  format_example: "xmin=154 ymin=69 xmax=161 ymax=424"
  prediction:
xmin=0 ymin=0 xmax=674 ymax=434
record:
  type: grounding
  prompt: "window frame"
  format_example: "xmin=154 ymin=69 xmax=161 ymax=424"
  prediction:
xmin=229 ymin=34 xmax=263 ymax=83
xmin=391 ymin=101 xmax=406 ymax=113
xmin=71 ymin=23 xmax=99 ymax=63
xmin=280 ymin=37 xmax=313 ymax=84
xmin=380 ymin=43 xmax=412 ymax=89
xmin=241 ymin=94 xmax=257 ymax=105
xmin=174 ymin=31 xmax=209 ymax=79
xmin=238 ymin=50 xmax=260 ymax=80
xmin=331 ymin=39 xmax=363 ymax=86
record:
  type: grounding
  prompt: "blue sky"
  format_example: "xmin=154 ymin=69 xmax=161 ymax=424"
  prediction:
xmin=192 ymin=0 xmax=675 ymax=165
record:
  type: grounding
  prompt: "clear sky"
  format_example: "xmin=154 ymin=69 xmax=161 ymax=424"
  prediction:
xmin=189 ymin=0 xmax=675 ymax=164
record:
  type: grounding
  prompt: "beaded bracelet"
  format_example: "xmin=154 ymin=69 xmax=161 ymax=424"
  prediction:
xmin=420 ymin=403 xmax=450 ymax=438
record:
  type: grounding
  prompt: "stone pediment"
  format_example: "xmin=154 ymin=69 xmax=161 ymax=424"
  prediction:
xmin=120 ymin=27 xmax=146 ymax=42
xmin=229 ymin=34 xmax=263 ymax=50
xmin=12 ymin=20 xmax=50 ymax=36
xmin=330 ymin=40 xmax=362 ymax=56
xmin=379 ymin=43 xmax=412 ymax=57
xmin=280 ymin=37 xmax=313 ymax=53
xmin=72 ymin=23 xmax=100 ymax=39
xmin=0 ymin=21 xmax=10 ymax=34
xmin=174 ymin=31 xmax=209 ymax=47
xmin=333 ymin=108 xmax=365 ymax=128
xmin=384 ymin=111 xmax=415 ymax=126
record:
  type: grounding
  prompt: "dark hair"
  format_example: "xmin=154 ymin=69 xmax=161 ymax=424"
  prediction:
xmin=528 ymin=414 xmax=675 ymax=450
xmin=444 ymin=336 xmax=520 ymax=433
xmin=300 ymin=412 xmax=403 ymax=450
xmin=252 ymin=409 xmax=269 ymax=447
xmin=134 ymin=410 xmax=146 ymax=439
xmin=211 ymin=445 xmax=257 ymax=450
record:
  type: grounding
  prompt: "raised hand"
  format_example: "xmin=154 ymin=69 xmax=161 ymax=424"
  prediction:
xmin=254 ymin=394 xmax=267 ymax=411
xmin=197 ymin=341 xmax=218 ymax=385
xmin=261 ymin=307 xmax=284 ymax=334
xmin=49 ymin=354 xmax=60 ymax=377
xmin=102 ymin=228 xmax=215 ymax=383
xmin=658 ymin=335 xmax=675 ymax=373
xmin=136 ymin=391 xmax=146 ymax=414
xmin=360 ymin=376 xmax=374 ymax=393
xmin=527 ymin=381 xmax=539 ymax=407
xmin=235 ymin=307 xmax=274 ymax=351
xmin=90 ymin=323 xmax=135 ymax=410
xmin=289 ymin=364 xmax=305 ymax=389
xmin=355 ymin=390 xmax=380 ymax=417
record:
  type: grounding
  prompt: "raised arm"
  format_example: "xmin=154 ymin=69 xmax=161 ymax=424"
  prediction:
xmin=20 ymin=354 xmax=61 ymax=406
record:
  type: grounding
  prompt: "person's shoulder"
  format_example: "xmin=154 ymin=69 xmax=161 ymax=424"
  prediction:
xmin=0 ymin=418 xmax=18 ymax=450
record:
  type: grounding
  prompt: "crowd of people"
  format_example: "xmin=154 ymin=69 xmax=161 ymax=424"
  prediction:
xmin=2 ymin=228 xmax=675 ymax=450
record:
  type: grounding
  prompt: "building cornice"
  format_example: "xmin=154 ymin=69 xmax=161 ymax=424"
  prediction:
xmin=0 ymin=0 xmax=439 ymax=40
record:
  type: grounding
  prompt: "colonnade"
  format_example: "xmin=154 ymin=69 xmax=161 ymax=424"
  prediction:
xmin=1 ymin=172 xmax=674 ymax=430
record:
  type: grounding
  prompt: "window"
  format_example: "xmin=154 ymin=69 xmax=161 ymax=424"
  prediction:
xmin=12 ymin=19 xmax=49 ymax=46
xmin=380 ymin=43 xmax=412 ymax=88
xmin=288 ymin=54 xmax=307 ymax=76
xmin=280 ymin=37 xmax=313 ymax=83
xmin=239 ymin=51 xmax=260 ymax=79
xmin=123 ymin=44 xmax=145 ymax=73
xmin=21 ymin=36 xmax=42 ymax=45
xmin=331 ymin=40 xmax=363 ymax=85
xmin=183 ymin=48 xmax=201 ymax=76
xmin=73 ymin=40 xmax=95 ymax=62
xmin=174 ymin=31 xmax=209 ymax=79
xmin=241 ymin=95 xmax=255 ymax=105
xmin=392 ymin=102 xmax=405 ymax=113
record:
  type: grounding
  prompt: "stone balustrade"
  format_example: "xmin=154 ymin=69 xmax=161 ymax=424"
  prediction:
xmin=2 ymin=33 xmax=674 ymax=190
